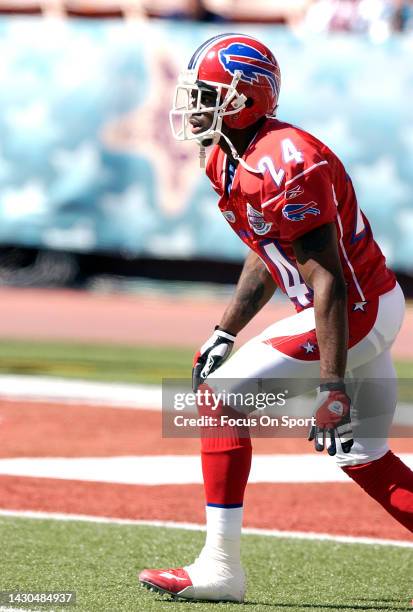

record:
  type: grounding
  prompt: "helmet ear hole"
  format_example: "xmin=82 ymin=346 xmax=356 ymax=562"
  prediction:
xmin=245 ymin=97 xmax=254 ymax=108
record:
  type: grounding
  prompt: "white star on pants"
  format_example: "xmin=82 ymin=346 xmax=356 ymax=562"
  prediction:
xmin=353 ymin=301 xmax=367 ymax=311
xmin=302 ymin=341 xmax=316 ymax=353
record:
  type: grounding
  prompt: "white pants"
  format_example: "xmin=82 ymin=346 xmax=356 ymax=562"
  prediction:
xmin=208 ymin=283 xmax=405 ymax=467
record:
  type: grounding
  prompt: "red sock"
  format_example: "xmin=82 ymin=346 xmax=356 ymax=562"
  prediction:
xmin=343 ymin=451 xmax=413 ymax=533
xmin=197 ymin=384 xmax=252 ymax=507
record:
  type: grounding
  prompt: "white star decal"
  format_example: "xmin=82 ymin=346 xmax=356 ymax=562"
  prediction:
xmin=353 ymin=301 xmax=368 ymax=311
xmin=302 ymin=341 xmax=316 ymax=354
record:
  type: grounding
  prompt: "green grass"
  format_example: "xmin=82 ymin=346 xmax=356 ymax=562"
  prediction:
xmin=0 ymin=340 xmax=193 ymax=384
xmin=0 ymin=339 xmax=412 ymax=387
xmin=0 ymin=517 xmax=411 ymax=612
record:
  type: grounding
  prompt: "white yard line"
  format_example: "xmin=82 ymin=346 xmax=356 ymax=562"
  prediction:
xmin=0 ymin=608 xmax=53 ymax=612
xmin=0 ymin=609 xmax=46 ymax=612
xmin=1 ymin=454 xmax=413 ymax=485
xmin=1 ymin=375 xmax=412 ymax=426
xmin=0 ymin=375 xmax=161 ymax=410
xmin=0 ymin=509 xmax=412 ymax=549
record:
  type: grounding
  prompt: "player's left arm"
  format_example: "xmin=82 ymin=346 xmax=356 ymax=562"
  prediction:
xmin=292 ymin=222 xmax=347 ymax=380
xmin=293 ymin=222 xmax=353 ymax=455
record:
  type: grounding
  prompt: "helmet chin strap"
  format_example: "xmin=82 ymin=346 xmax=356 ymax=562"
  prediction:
xmin=213 ymin=129 xmax=262 ymax=174
xmin=194 ymin=72 xmax=256 ymax=171
xmin=197 ymin=123 xmax=262 ymax=175
xmin=195 ymin=74 xmax=262 ymax=174
xmin=196 ymin=113 xmax=223 ymax=168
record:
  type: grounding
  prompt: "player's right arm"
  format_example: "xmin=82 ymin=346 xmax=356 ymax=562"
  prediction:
xmin=192 ymin=250 xmax=276 ymax=390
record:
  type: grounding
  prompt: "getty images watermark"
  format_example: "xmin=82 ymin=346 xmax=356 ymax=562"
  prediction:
xmin=172 ymin=387 xmax=314 ymax=430
xmin=162 ymin=379 xmax=318 ymax=438
xmin=161 ymin=377 xmax=413 ymax=438
xmin=174 ymin=387 xmax=288 ymax=410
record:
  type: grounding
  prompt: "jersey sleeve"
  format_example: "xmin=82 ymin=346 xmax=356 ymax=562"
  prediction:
xmin=261 ymin=144 xmax=337 ymax=242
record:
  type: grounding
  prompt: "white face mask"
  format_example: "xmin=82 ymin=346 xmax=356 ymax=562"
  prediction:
xmin=169 ymin=69 xmax=247 ymax=147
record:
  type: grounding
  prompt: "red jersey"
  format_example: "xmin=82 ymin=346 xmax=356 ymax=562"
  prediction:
xmin=206 ymin=118 xmax=395 ymax=313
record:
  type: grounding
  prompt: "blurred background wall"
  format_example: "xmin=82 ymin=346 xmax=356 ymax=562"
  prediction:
xmin=0 ymin=0 xmax=412 ymax=291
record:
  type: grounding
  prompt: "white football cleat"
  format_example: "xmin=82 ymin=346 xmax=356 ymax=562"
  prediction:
xmin=139 ymin=560 xmax=246 ymax=602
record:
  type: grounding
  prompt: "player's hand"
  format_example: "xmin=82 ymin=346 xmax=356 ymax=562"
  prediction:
xmin=192 ymin=327 xmax=236 ymax=392
xmin=308 ymin=382 xmax=353 ymax=456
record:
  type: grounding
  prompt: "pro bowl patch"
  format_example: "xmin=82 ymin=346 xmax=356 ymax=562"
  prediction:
xmin=246 ymin=203 xmax=272 ymax=235
xmin=282 ymin=201 xmax=320 ymax=222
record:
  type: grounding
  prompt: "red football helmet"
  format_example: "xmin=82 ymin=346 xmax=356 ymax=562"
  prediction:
xmin=170 ymin=33 xmax=281 ymax=146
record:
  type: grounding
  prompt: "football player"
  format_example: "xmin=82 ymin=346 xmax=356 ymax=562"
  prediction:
xmin=139 ymin=33 xmax=413 ymax=602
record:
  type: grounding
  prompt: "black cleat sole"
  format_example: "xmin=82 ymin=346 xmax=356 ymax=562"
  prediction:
xmin=139 ymin=579 xmax=186 ymax=601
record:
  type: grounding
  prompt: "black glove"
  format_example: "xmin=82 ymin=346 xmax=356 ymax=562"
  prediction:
xmin=192 ymin=326 xmax=236 ymax=392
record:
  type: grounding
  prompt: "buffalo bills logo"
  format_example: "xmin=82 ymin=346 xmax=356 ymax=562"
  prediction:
xmin=219 ymin=43 xmax=279 ymax=95
xmin=282 ymin=201 xmax=320 ymax=222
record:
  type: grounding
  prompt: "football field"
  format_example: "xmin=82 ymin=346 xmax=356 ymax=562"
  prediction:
xmin=0 ymin=517 xmax=412 ymax=612
xmin=0 ymin=339 xmax=412 ymax=611
xmin=0 ymin=287 xmax=412 ymax=612
xmin=1 ymin=10 xmax=413 ymax=612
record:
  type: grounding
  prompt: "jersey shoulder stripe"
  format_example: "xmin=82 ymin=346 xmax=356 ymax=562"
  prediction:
xmin=262 ymin=161 xmax=329 ymax=209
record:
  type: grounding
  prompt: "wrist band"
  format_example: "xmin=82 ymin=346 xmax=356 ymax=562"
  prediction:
xmin=214 ymin=325 xmax=236 ymax=340
xmin=319 ymin=381 xmax=345 ymax=393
